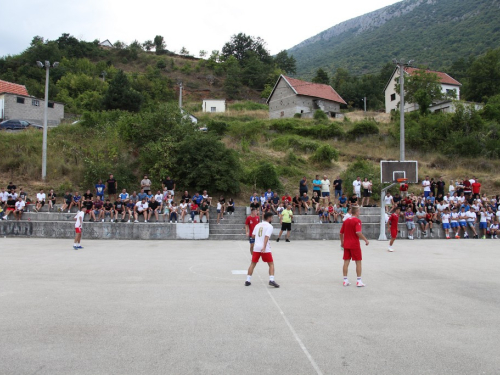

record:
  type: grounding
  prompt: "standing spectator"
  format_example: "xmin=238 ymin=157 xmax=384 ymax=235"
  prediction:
xmin=320 ymin=175 xmax=331 ymax=206
xmin=422 ymin=176 xmax=431 ymax=198
xmin=216 ymin=200 xmax=223 ymax=224
xmin=134 ymin=198 xmax=149 ymax=223
xmin=361 ymin=178 xmax=372 ymax=207
xmin=47 ymin=189 xmax=57 ymax=211
xmin=384 ymin=191 xmax=394 ymax=212
xmin=436 ymin=177 xmax=446 ymax=197
xmin=7 ymin=181 xmax=16 ymax=193
xmin=162 ymin=176 xmax=176 ymax=196
xmin=472 ymin=179 xmax=481 ymax=199
xmin=333 ymin=176 xmax=343 ymax=199
xmin=430 ymin=178 xmax=437 ymax=197
xmin=14 ymin=196 xmax=25 ymax=221
xmin=106 ymin=174 xmax=117 ymax=201
xmin=95 ymin=180 xmax=105 ymax=201
xmin=312 ymin=175 xmax=322 ymax=197
xmin=352 ymin=177 xmax=361 ymax=198
xmin=227 ymin=199 xmax=235 ymax=215
xmin=276 ymin=204 xmax=293 ymax=242
xmin=245 ymin=208 xmax=260 ymax=254
xmin=299 ymin=176 xmax=308 ymax=197
xmin=114 ymin=197 xmax=126 ymax=222
xmin=35 ymin=189 xmax=46 ymax=212
xmin=449 ymin=180 xmax=455 ymax=196
xmin=141 ymin=175 xmax=152 ymax=195
xmin=441 ymin=208 xmax=452 ymax=239
xmin=463 ymin=177 xmax=472 ymax=198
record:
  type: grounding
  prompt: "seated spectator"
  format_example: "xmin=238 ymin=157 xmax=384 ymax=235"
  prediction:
xmin=134 ymin=198 xmax=149 ymax=223
xmin=192 ymin=192 xmax=203 ymax=205
xmin=199 ymin=200 xmax=210 ymax=223
xmin=190 ymin=201 xmax=199 ymax=222
xmin=250 ymin=192 xmax=259 ymax=205
xmin=259 ymin=192 xmax=266 ymax=207
xmin=69 ymin=191 xmax=81 ymax=212
xmin=281 ymin=193 xmax=292 ymax=206
xmin=490 ymin=219 xmax=499 ymax=239
xmin=154 ymin=190 xmax=164 ymax=210
xmin=47 ymin=189 xmax=57 ymax=211
xmin=4 ymin=195 xmax=16 ymax=220
xmin=349 ymin=194 xmax=359 ymax=208
xmin=292 ymin=194 xmax=301 ymax=214
xmin=261 ymin=200 xmax=272 ymax=220
xmin=339 ymin=193 xmax=348 ymax=209
xmin=300 ymin=192 xmax=310 ymax=214
xmin=14 ymin=196 xmax=25 ymax=221
xmin=327 ymin=202 xmax=335 ymax=223
xmin=60 ymin=191 xmax=73 ymax=213
xmin=0 ymin=187 xmax=8 ymax=208
xmin=392 ymin=193 xmax=401 ymax=210
xmin=227 ymin=199 xmax=235 ymax=215
xmin=137 ymin=189 xmax=147 ymax=201
xmin=149 ymin=197 xmax=161 ymax=222
xmin=114 ymin=197 xmax=126 ymax=222
xmin=82 ymin=198 xmax=96 ymax=222
xmin=264 ymin=189 xmax=274 ymax=202
xmin=103 ymin=199 xmax=114 ymax=222
xmin=169 ymin=201 xmax=179 ymax=223
xmin=311 ymin=192 xmax=321 ymax=213
xmin=19 ymin=188 xmax=28 ymax=203
xmin=179 ymin=199 xmax=188 ymax=223
xmin=250 ymin=196 xmax=261 ymax=212
xmin=334 ymin=203 xmax=344 ymax=223
xmin=35 ymin=189 xmax=46 ymax=212
xmin=202 ymin=190 xmax=212 ymax=205
xmin=180 ymin=191 xmax=191 ymax=206
xmin=317 ymin=205 xmax=329 ymax=224
xmin=416 ymin=207 xmax=428 ymax=236
xmin=119 ymin=189 xmax=130 ymax=203
xmin=94 ymin=196 xmax=104 ymax=221
xmin=83 ymin=189 xmax=93 ymax=202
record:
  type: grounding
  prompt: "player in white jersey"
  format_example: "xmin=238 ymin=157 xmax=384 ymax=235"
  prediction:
xmin=73 ymin=208 xmax=85 ymax=250
xmin=479 ymin=207 xmax=488 ymax=239
xmin=245 ymin=212 xmax=280 ymax=288
xmin=466 ymin=208 xmax=478 ymax=239
xmin=441 ymin=208 xmax=451 ymax=239
xmin=489 ymin=219 xmax=499 ymax=239
xmin=450 ymin=208 xmax=460 ymax=239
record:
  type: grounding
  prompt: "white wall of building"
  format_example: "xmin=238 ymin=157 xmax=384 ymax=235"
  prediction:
xmin=202 ymin=100 xmax=226 ymax=113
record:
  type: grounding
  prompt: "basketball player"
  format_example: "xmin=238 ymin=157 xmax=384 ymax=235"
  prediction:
xmin=388 ymin=207 xmax=400 ymax=252
xmin=73 ymin=207 xmax=85 ymax=250
xmin=245 ymin=212 xmax=280 ymax=288
xmin=340 ymin=207 xmax=369 ymax=287
xmin=245 ymin=208 xmax=260 ymax=254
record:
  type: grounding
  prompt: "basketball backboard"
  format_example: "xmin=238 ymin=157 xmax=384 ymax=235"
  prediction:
xmin=380 ymin=160 xmax=418 ymax=184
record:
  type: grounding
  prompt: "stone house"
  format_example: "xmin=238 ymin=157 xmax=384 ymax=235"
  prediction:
xmin=266 ymin=75 xmax=346 ymax=119
xmin=384 ymin=67 xmax=461 ymax=113
xmin=0 ymin=79 xmax=64 ymax=125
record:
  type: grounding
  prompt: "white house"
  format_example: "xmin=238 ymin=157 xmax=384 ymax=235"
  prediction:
xmin=384 ymin=67 xmax=461 ymax=113
xmin=99 ymin=39 xmax=114 ymax=49
xmin=266 ymin=75 xmax=346 ymax=119
xmin=202 ymin=99 xmax=226 ymax=113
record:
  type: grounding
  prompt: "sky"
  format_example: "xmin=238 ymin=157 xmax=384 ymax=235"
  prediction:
xmin=1 ymin=0 xmax=402 ymax=57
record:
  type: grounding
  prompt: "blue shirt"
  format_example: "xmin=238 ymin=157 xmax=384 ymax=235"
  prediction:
xmin=120 ymin=193 xmax=129 ymax=200
xmin=95 ymin=184 xmax=105 ymax=196
xmin=265 ymin=191 xmax=274 ymax=201
xmin=138 ymin=192 xmax=147 ymax=201
xmin=193 ymin=195 xmax=203 ymax=204
xmin=339 ymin=197 xmax=347 ymax=204
xmin=312 ymin=179 xmax=321 ymax=191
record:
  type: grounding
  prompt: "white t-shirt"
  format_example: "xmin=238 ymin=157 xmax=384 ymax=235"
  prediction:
xmin=449 ymin=185 xmax=455 ymax=193
xmin=496 ymin=211 xmax=500 ymax=220
xmin=436 ymin=203 xmax=448 ymax=212
xmin=479 ymin=212 xmax=488 ymax=223
xmin=15 ymin=201 xmax=25 ymax=210
xmin=344 ymin=213 xmax=352 ymax=220
xmin=384 ymin=195 xmax=393 ymax=205
xmin=441 ymin=213 xmax=450 ymax=224
xmin=135 ymin=201 xmax=148 ymax=212
xmin=36 ymin=193 xmax=46 ymax=202
xmin=74 ymin=211 xmax=84 ymax=228
xmin=320 ymin=179 xmax=330 ymax=193
xmin=217 ymin=202 xmax=222 ymax=210
xmin=155 ymin=194 xmax=163 ymax=203
xmin=252 ymin=222 xmax=274 ymax=253
xmin=180 ymin=203 xmax=187 ymax=211
xmin=260 ymin=196 xmax=266 ymax=205
xmin=0 ymin=191 xmax=8 ymax=202
xmin=450 ymin=212 xmax=459 ymax=222
xmin=353 ymin=180 xmax=361 ymax=192
xmin=362 ymin=181 xmax=371 ymax=189
xmin=490 ymin=223 xmax=499 ymax=230
xmin=422 ymin=180 xmax=431 ymax=192
xmin=458 ymin=196 xmax=465 ymax=203
xmin=466 ymin=211 xmax=476 ymax=222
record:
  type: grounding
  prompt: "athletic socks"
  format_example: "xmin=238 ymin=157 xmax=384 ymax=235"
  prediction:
xmin=270 ymin=276 xmax=275 ymax=282
xmin=246 ymin=275 xmax=252 ymax=282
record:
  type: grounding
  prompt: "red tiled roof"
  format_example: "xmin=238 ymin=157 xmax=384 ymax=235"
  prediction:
xmin=283 ymin=75 xmax=347 ymax=105
xmin=0 ymin=80 xmax=29 ymax=96
xmin=405 ymin=67 xmax=461 ymax=86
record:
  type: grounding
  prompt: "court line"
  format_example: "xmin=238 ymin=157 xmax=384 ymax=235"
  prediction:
xmin=238 ymin=242 xmax=324 ymax=375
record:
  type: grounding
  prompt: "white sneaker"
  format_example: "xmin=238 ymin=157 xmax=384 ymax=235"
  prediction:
xmin=343 ymin=280 xmax=350 ymax=287
xmin=111 ymin=219 xmax=114 ymax=223
xmin=127 ymin=220 xmax=130 ymax=223
xmin=170 ymin=220 xmax=172 ymax=223
xmin=175 ymin=221 xmax=178 ymax=223
xmin=356 ymin=281 xmax=366 ymax=287
xmin=145 ymin=220 xmax=148 ymax=223
xmin=388 ymin=247 xmax=394 ymax=252
xmin=101 ymin=219 xmax=104 ymax=222
xmin=134 ymin=220 xmax=139 ymax=223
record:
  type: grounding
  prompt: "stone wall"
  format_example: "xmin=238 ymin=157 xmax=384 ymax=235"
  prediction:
xmin=3 ymin=94 xmax=64 ymax=125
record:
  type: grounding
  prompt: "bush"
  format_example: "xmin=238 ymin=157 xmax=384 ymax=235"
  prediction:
xmin=346 ymin=120 xmax=379 ymax=140
xmin=293 ymin=113 xmax=302 ymax=118
xmin=229 ymin=101 xmax=268 ymax=111
xmin=227 ymin=120 xmax=268 ymax=143
xmin=247 ymin=161 xmax=283 ymax=191
xmin=269 ymin=120 xmax=344 ymax=139
xmin=270 ymin=135 xmax=319 ymax=153
xmin=313 ymin=110 xmax=328 ymax=121
xmin=309 ymin=145 xmax=339 ymax=166
xmin=341 ymin=159 xmax=381 ymax=200
xmin=207 ymin=120 xmax=229 ymax=136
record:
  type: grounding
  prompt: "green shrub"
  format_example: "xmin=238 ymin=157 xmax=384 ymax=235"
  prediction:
xmin=247 ymin=161 xmax=283 ymax=191
xmin=346 ymin=120 xmax=379 ymax=140
xmin=341 ymin=159 xmax=381 ymax=200
xmin=313 ymin=110 xmax=328 ymax=121
xmin=207 ymin=120 xmax=229 ymax=136
xmin=293 ymin=113 xmax=302 ymax=118
xmin=229 ymin=101 xmax=268 ymax=111
xmin=270 ymin=135 xmax=319 ymax=153
xmin=269 ymin=119 xmax=344 ymax=139
xmin=309 ymin=145 xmax=339 ymax=166
xmin=227 ymin=120 xmax=268 ymax=142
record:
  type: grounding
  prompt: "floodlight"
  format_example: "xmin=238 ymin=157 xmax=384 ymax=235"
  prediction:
xmin=36 ymin=61 xmax=43 ymax=68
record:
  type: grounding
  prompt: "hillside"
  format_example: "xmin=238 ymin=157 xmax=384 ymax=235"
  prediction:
xmin=289 ymin=0 xmax=500 ymax=79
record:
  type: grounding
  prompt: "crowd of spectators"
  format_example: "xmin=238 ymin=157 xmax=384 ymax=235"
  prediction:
xmin=0 ymin=174 xmax=235 ymax=224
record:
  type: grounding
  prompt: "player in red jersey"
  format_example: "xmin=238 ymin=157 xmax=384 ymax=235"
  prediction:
xmin=340 ymin=207 xmax=369 ymax=287
xmin=388 ymin=207 xmax=401 ymax=252
xmin=245 ymin=208 xmax=260 ymax=254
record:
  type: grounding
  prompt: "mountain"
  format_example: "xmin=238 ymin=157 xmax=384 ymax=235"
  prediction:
xmin=289 ymin=0 xmax=500 ymax=79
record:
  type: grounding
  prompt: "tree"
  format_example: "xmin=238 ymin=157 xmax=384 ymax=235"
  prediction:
xmin=221 ymin=33 xmax=271 ymax=64
xmin=114 ymin=40 xmax=125 ymax=49
xmin=199 ymin=50 xmax=207 ymax=58
xmin=153 ymin=35 xmax=166 ymax=53
xmin=223 ymin=56 xmax=242 ymax=99
xmin=180 ymin=47 xmax=190 ymax=56
xmin=274 ymin=50 xmax=296 ymax=75
xmin=400 ymin=69 xmax=443 ymax=114
xmin=462 ymin=48 xmax=500 ymax=102
xmin=102 ymin=70 xmax=143 ymax=112
xmin=312 ymin=68 xmax=330 ymax=84
xmin=142 ymin=40 xmax=154 ymax=51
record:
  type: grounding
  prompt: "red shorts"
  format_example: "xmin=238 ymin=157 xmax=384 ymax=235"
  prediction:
xmin=6 ymin=207 xmax=15 ymax=211
xmin=75 ymin=228 xmax=82 ymax=234
xmin=391 ymin=229 xmax=398 ymax=239
xmin=86 ymin=209 xmax=92 ymax=214
xmin=343 ymin=247 xmax=362 ymax=261
xmin=251 ymin=252 xmax=274 ymax=263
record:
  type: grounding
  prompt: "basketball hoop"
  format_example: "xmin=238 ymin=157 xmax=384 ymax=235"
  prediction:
xmin=397 ymin=178 xmax=408 ymax=183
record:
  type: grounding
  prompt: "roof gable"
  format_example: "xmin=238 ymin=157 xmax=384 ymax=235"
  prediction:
xmin=384 ymin=67 xmax=461 ymax=93
xmin=0 ymin=80 xmax=29 ymax=96
xmin=267 ymin=75 xmax=346 ymax=105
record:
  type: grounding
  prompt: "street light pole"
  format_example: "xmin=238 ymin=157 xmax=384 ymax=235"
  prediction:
xmin=392 ymin=58 xmax=414 ymax=162
xmin=36 ymin=60 xmax=58 ymax=181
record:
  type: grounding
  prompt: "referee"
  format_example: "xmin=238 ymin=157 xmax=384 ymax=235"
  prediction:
xmin=276 ymin=204 xmax=293 ymax=243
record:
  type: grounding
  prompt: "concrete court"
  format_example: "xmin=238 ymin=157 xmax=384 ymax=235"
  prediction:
xmin=0 ymin=238 xmax=499 ymax=375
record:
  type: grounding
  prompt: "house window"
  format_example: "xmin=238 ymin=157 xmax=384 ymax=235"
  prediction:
xmin=32 ymin=99 xmax=40 ymax=106
xmin=17 ymin=97 xmax=25 ymax=104
xmin=390 ymin=93 xmax=396 ymax=101
xmin=210 ymin=107 xmax=216 ymax=112
xmin=48 ymin=102 xmax=54 ymax=108
xmin=446 ymin=89 xmax=456 ymax=98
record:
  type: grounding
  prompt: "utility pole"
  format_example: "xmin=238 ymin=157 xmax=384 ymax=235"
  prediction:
xmin=101 ymin=71 xmax=107 ymax=82
xmin=178 ymin=82 xmax=183 ymax=109
xmin=392 ymin=59 xmax=414 ymax=162
xmin=363 ymin=97 xmax=367 ymax=113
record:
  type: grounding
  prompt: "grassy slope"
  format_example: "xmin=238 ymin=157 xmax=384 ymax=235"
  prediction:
xmin=1 ymin=108 xmax=499 ymax=205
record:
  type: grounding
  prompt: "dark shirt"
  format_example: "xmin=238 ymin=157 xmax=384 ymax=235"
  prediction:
xmin=7 ymin=184 xmax=16 ymax=191
xmin=114 ymin=201 xmax=124 ymax=211
xmin=48 ymin=193 xmax=56 ymax=201
xmin=149 ymin=201 xmax=159 ymax=210
xmin=103 ymin=203 xmax=113 ymax=211
xmin=107 ymin=179 xmax=117 ymax=191
xmin=272 ymin=196 xmax=280 ymax=205
xmin=83 ymin=201 xmax=93 ymax=210
xmin=181 ymin=194 xmax=191 ymax=203
xmin=163 ymin=179 xmax=175 ymax=190
xmin=64 ymin=194 xmax=73 ymax=203
xmin=299 ymin=179 xmax=308 ymax=193
xmin=333 ymin=179 xmax=342 ymax=191
xmin=94 ymin=200 xmax=103 ymax=210
xmin=83 ymin=193 xmax=93 ymax=201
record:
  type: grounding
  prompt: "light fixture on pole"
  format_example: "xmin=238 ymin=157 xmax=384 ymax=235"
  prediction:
xmin=36 ymin=60 xmax=58 ymax=181
xmin=392 ymin=58 xmax=414 ymax=161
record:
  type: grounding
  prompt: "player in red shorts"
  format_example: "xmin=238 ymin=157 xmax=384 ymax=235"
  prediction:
xmin=73 ymin=207 xmax=85 ymax=250
xmin=245 ymin=212 xmax=279 ymax=288
xmin=340 ymin=207 xmax=369 ymax=287
xmin=388 ymin=207 xmax=401 ymax=252
xmin=245 ymin=208 xmax=260 ymax=255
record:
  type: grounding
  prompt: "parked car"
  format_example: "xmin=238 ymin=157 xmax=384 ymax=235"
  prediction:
xmin=0 ymin=119 xmax=31 ymax=130
xmin=29 ymin=123 xmax=44 ymax=130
